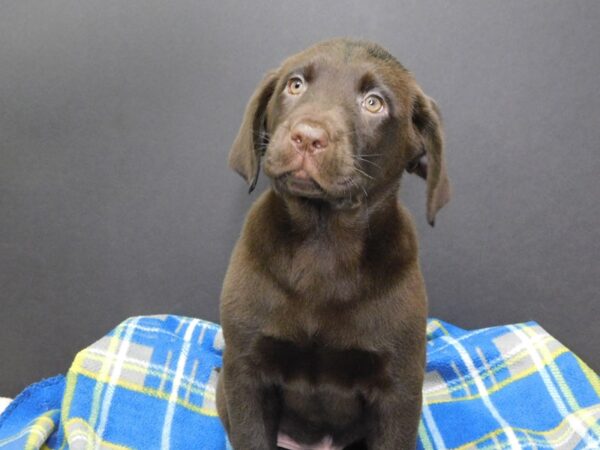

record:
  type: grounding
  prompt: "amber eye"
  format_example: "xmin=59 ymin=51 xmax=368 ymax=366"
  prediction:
xmin=287 ymin=77 xmax=305 ymax=95
xmin=363 ymin=94 xmax=384 ymax=113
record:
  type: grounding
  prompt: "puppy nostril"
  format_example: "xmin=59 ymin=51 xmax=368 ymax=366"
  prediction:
xmin=312 ymin=139 xmax=325 ymax=149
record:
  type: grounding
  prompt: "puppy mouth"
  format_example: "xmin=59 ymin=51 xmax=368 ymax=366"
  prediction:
xmin=278 ymin=171 xmax=325 ymax=198
xmin=276 ymin=171 xmax=364 ymax=206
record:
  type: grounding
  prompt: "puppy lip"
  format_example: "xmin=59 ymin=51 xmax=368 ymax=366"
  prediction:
xmin=290 ymin=169 xmax=310 ymax=180
xmin=286 ymin=172 xmax=321 ymax=191
xmin=276 ymin=172 xmax=324 ymax=197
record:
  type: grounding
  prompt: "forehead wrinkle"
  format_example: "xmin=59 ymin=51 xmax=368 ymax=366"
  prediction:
xmin=358 ymin=71 xmax=379 ymax=93
xmin=283 ymin=62 xmax=316 ymax=82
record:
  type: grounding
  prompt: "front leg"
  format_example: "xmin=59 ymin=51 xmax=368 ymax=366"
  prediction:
xmin=219 ymin=351 xmax=280 ymax=450
xmin=367 ymin=389 xmax=423 ymax=450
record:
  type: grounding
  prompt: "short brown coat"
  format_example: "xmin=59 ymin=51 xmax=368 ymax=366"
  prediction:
xmin=217 ymin=38 xmax=450 ymax=450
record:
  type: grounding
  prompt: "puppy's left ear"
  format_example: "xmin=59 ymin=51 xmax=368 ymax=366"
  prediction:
xmin=228 ymin=70 xmax=279 ymax=193
xmin=407 ymin=90 xmax=451 ymax=226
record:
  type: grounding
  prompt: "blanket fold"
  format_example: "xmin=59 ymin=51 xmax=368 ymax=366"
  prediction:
xmin=0 ymin=315 xmax=598 ymax=449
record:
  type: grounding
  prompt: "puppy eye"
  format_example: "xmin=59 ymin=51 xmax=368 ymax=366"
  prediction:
xmin=287 ymin=77 xmax=305 ymax=95
xmin=362 ymin=94 xmax=385 ymax=113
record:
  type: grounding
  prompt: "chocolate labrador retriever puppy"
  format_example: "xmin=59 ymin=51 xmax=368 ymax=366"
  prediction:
xmin=217 ymin=39 xmax=450 ymax=450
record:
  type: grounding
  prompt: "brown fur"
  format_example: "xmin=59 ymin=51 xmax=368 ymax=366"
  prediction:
xmin=217 ymin=39 xmax=450 ymax=449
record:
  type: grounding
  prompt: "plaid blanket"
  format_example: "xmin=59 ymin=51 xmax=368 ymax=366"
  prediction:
xmin=0 ymin=315 xmax=598 ymax=449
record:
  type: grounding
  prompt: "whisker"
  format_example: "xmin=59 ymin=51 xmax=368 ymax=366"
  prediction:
xmin=352 ymin=156 xmax=382 ymax=170
xmin=352 ymin=166 xmax=374 ymax=180
xmin=357 ymin=153 xmax=383 ymax=158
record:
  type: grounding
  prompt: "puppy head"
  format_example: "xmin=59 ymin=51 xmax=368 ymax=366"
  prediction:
xmin=229 ymin=39 xmax=450 ymax=225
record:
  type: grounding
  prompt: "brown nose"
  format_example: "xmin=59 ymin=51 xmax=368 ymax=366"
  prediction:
xmin=290 ymin=122 xmax=329 ymax=154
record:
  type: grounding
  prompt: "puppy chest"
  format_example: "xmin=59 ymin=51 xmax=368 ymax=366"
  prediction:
xmin=253 ymin=335 xmax=392 ymax=391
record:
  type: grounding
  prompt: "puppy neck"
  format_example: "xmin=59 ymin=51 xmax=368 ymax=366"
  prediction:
xmin=275 ymin=185 xmax=399 ymax=240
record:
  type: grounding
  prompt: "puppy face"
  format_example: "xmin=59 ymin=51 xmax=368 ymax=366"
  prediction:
xmin=229 ymin=39 xmax=450 ymax=224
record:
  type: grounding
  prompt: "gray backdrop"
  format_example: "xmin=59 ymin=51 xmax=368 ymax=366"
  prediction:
xmin=1 ymin=1 xmax=599 ymax=396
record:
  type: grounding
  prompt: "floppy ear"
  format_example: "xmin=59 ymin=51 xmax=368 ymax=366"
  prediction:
xmin=228 ymin=70 xmax=279 ymax=193
xmin=407 ymin=90 xmax=451 ymax=226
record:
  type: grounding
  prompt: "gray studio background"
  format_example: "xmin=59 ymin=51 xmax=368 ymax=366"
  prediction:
xmin=1 ymin=1 xmax=599 ymax=396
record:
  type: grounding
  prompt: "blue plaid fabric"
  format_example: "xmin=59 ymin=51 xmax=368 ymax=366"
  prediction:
xmin=0 ymin=315 xmax=598 ymax=449
xmin=420 ymin=320 xmax=599 ymax=449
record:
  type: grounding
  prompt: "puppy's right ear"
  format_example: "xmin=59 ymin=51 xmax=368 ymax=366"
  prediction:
xmin=228 ymin=70 xmax=279 ymax=193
